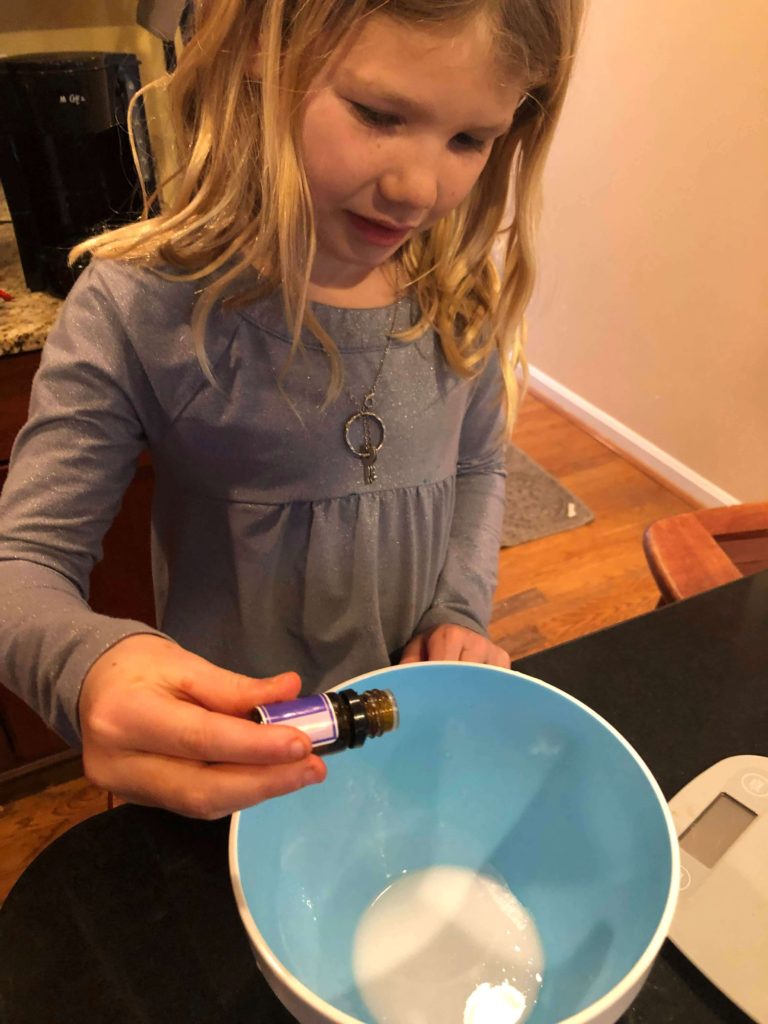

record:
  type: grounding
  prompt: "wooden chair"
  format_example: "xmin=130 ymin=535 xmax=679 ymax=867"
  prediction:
xmin=643 ymin=502 xmax=768 ymax=604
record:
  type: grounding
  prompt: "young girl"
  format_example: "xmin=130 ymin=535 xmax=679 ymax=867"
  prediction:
xmin=0 ymin=0 xmax=582 ymax=817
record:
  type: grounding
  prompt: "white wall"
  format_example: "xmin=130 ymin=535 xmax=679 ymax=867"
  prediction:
xmin=526 ymin=0 xmax=767 ymax=504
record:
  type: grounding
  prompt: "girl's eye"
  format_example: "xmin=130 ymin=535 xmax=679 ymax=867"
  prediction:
xmin=453 ymin=134 xmax=488 ymax=153
xmin=349 ymin=102 xmax=488 ymax=154
xmin=351 ymin=102 xmax=398 ymax=129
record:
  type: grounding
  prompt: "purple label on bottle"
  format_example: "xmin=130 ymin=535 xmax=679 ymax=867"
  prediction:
xmin=255 ymin=694 xmax=339 ymax=747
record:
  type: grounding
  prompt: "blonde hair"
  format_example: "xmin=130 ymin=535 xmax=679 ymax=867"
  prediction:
xmin=70 ymin=0 xmax=583 ymax=425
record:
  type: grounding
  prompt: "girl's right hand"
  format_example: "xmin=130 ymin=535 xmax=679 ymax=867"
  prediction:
xmin=79 ymin=635 xmax=327 ymax=818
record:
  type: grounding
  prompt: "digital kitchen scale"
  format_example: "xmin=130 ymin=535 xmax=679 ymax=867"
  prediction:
xmin=668 ymin=755 xmax=768 ymax=1022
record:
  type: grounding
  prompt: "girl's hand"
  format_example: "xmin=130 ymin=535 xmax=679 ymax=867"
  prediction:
xmin=399 ymin=624 xmax=511 ymax=669
xmin=79 ymin=635 xmax=326 ymax=819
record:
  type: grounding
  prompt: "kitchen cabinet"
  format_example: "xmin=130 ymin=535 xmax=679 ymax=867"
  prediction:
xmin=0 ymin=350 xmax=155 ymax=798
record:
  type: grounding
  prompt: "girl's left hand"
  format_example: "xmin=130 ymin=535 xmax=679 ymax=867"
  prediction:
xmin=399 ymin=624 xmax=511 ymax=668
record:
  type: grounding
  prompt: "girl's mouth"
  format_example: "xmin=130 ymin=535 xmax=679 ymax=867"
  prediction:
xmin=346 ymin=212 xmax=411 ymax=247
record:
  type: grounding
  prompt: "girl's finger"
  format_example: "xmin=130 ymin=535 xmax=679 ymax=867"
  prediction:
xmin=456 ymin=639 xmax=510 ymax=667
xmin=425 ymin=626 xmax=468 ymax=661
xmin=106 ymin=750 xmax=327 ymax=820
xmin=94 ymin=687 xmax=315 ymax=765
xmin=398 ymin=635 xmax=426 ymax=664
xmin=490 ymin=646 xmax=512 ymax=668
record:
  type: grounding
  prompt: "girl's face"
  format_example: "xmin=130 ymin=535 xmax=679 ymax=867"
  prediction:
xmin=300 ymin=14 xmax=524 ymax=300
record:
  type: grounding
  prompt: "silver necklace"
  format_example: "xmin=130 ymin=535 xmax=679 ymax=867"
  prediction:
xmin=342 ymin=267 xmax=401 ymax=485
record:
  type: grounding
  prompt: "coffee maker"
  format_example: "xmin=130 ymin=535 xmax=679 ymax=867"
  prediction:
xmin=0 ymin=52 xmax=156 ymax=298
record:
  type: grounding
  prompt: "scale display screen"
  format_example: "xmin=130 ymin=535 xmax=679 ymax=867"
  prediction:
xmin=680 ymin=792 xmax=757 ymax=868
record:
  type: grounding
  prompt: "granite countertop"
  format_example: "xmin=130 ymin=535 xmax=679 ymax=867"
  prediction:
xmin=0 ymin=186 xmax=62 ymax=358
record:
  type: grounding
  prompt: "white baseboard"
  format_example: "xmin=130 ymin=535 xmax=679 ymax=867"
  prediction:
xmin=528 ymin=366 xmax=740 ymax=507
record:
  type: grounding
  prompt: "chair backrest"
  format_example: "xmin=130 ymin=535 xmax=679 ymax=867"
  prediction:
xmin=643 ymin=502 xmax=768 ymax=602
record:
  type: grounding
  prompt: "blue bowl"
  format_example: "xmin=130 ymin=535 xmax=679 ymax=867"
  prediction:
xmin=230 ymin=663 xmax=679 ymax=1024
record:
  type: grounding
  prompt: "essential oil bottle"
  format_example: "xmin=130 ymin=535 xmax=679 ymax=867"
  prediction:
xmin=251 ymin=688 xmax=399 ymax=754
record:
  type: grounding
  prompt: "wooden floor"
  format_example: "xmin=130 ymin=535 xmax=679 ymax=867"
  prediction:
xmin=0 ymin=391 xmax=695 ymax=902
xmin=490 ymin=392 xmax=695 ymax=657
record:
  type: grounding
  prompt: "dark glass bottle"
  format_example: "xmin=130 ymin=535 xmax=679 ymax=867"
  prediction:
xmin=251 ymin=688 xmax=399 ymax=754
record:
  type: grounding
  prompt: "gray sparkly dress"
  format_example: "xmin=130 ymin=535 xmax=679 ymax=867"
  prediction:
xmin=0 ymin=260 xmax=506 ymax=747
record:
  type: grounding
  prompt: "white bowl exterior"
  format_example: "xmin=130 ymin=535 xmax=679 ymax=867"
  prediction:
xmin=246 ymin=931 xmax=655 ymax=1024
xmin=253 ymin=942 xmax=336 ymax=1024
xmin=237 ymin=880 xmax=658 ymax=1024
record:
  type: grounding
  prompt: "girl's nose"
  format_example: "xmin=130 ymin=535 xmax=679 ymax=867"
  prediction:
xmin=377 ymin=162 xmax=438 ymax=221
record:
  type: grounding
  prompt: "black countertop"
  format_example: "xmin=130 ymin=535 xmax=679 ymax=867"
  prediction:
xmin=1 ymin=572 xmax=766 ymax=1024
xmin=513 ymin=570 xmax=767 ymax=803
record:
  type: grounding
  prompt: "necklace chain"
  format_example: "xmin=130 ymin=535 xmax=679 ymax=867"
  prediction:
xmin=345 ymin=332 xmax=394 ymax=412
xmin=343 ymin=265 xmax=401 ymax=485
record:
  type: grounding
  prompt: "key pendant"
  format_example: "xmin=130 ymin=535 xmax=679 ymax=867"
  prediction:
xmin=344 ymin=410 xmax=386 ymax=486
xmin=361 ymin=441 xmax=377 ymax=484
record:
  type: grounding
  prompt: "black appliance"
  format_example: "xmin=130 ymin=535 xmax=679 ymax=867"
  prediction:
xmin=0 ymin=52 xmax=156 ymax=297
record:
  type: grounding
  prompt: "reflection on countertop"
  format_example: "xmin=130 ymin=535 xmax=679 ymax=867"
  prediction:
xmin=0 ymin=186 xmax=62 ymax=358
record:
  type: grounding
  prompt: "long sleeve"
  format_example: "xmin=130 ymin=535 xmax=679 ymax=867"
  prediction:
xmin=1 ymin=260 xmax=513 ymax=737
xmin=0 ymin=266 xmax=168 ymax=747
xmin=414 ymin=353 xmax=507 ymax=637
